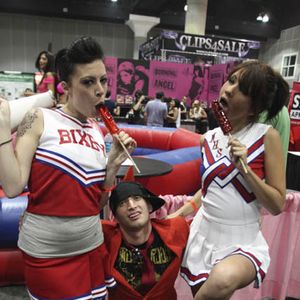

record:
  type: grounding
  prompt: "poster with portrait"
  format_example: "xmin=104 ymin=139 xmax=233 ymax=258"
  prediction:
xmin=116 ymin=59 xmax=149 ymax=103
xmin=104 ymin=56 xmax=118 ymax=100
xmin=148 ymin=61 xmax=194 ymax=101
xmin=186 ymin=64 xmax=210 ymax=104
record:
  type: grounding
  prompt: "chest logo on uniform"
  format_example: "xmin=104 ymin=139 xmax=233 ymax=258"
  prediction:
xmin=209 ymin=133 xmax=223 ymax=158
xmin=58 ymin=129 xmax=105 ymax=154
xmin=201 ymin=133 xmax=265 ymax=203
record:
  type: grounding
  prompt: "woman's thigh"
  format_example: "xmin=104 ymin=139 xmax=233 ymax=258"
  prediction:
xmin=206 ymin=254 xmax=257 ymax=291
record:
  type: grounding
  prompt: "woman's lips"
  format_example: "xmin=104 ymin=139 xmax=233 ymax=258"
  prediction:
xmin=219 ymin=97 xmax=228 ymax=111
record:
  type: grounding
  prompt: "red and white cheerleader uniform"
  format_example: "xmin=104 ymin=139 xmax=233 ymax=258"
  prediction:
xmin=18 ymin=108 xmax=116 ymax=300
xmin=181 ymin=123 xmax=271 ymax=288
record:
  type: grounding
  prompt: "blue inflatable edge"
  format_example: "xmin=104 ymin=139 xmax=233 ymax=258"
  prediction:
xmin=143 ymin=146 xmax=201 ymax=165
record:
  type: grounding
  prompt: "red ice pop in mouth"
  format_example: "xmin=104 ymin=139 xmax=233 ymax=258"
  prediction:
xmin=211 ymin=99 xmax=248 ymax=174
xmin=96 ymin=104 xmax=120 ymax=135
xmin=212 ymin=99 xmax=232 ymax=134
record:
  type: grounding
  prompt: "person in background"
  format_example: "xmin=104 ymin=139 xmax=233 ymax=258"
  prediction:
xmin=180 ymin=60 xmax=289 ymax=300
xmin=180 ymin=96 xmax=189 ymax=120
xmin=113 ymin=102 xmax=121 ymax=117
xmin=189 ymin=99 xmax=208 ymax=134
xmin=127 ymin=90 xmax=146 ymax=125
xmin=102 ymin=181 xmax=190 ymax=300
xmin=104 ymin=90 xmax=116 ymax=115
xmin=258 ymin=106 xmax=290 ymax=166
xmin=0 ymin=36 xmax=136 ymax=300
xmin=166 ymin=98 xmax=181 ymax=128
xmin=144 ymin=91 xmax=167 ymax=127
xmin=29 ymin=50 xmax=56 ymax=97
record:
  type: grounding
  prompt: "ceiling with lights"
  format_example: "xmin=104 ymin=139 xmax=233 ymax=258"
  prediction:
xmin=0 ymin=0 xmax=299 ymax=41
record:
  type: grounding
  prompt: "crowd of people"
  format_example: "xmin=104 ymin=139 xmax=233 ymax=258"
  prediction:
xmin=120 ymin=91 xmax=217 ymax=134
xmin=0 ymin=35 xmax=291 ymax=300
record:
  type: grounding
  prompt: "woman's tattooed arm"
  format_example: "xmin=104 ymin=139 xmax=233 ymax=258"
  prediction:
xmin=17 ymin=109 xmax=39 ymax=138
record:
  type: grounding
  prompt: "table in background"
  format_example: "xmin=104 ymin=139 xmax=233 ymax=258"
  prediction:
xmin=117 ymin=156 xmax=173 ymax=178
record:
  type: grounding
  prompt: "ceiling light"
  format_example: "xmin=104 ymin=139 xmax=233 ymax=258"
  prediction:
xmin=257 ymin=12 xmax=269 ymax=23
xmin=256 ymin=14 xmax=263 ymax=21
xmin=184 ymin=4 xmax=188 ymax=12
xmin=262 ymin=14 xmax=269 ymax=23
xmin=111 ymin=0 xmax=118 ymax=2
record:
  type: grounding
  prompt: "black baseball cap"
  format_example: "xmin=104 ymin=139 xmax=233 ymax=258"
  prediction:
xmin=109 ymin=181 xmax=165 ymax=215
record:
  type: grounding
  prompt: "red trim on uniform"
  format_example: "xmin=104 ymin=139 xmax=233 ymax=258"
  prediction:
xmin=36 ymin=153 xmax=103 ymax=182
xmin=202 ymin=163 xmax=225 ymax=196
xmin=231 ymin=178 xmax=256 ymax=203
xmin=248 ymin=136 xmax=264 ymax=155
xmin=180 ymin=267 xmax=209 ymax=282
xmin=203 ymin=139 xmax=214 ymax=165
xmin=231 ymin=248 xmax=266 ymax=282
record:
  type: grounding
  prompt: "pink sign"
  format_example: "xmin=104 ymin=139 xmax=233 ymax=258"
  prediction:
xmin=208 ymin=64 xmax=227 ymax=105
xmin=148 ymin=61 xmax=194 ymax=100
xmin=104 ymin=56 xmax=117 ymax=100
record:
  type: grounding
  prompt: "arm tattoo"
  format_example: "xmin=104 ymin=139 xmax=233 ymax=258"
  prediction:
xmin=17 ymin=109 xmax=39 ymax=137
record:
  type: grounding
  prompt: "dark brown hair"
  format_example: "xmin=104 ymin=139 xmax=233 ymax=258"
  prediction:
xmin=228 ymin=60 xmax=289 ymax=122
xmin=55 ymin=36 xmax=104 ymax=83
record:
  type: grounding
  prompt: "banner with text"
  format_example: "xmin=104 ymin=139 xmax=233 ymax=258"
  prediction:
xmin=148 ymin=60 xmax=194 ymax=100
xmin=161 ymin=30 xmax=260 ymax=59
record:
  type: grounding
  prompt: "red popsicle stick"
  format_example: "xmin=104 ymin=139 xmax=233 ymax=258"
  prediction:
xmin=97 ymin=104 xmax=140 ymax=173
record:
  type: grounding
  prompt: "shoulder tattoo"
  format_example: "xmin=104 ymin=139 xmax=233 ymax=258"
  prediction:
xmin=17 ymin=109 xmax=39 ymax=137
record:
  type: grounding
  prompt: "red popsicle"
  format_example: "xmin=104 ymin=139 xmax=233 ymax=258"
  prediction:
xmin=97 ymin=104 xmax=120 ymax=135
xmin=211 ymin=100 xmax=248 ymax=173
xmin=96 ymin=104 xmax=140 ymax=173
xmin=212 ymin=100 xmax=232 ymax=134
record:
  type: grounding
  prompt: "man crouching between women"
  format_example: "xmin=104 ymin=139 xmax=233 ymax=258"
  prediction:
xmin=102 ymin=181 xmax=190 ymax=300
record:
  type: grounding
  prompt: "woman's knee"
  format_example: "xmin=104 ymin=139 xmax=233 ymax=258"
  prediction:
xmin=209 ymin=257 xmax=256 ymax=292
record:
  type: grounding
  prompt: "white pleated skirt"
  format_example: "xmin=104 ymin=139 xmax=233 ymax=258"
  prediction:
xmin=180 ymin=209 xmax=270 ymax=288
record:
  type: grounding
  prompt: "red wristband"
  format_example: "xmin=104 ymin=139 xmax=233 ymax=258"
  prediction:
xmin=100 ymin=184 xmax=116 ymax=193
xmin=187 ymin=199 xmax=198 ymax=213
